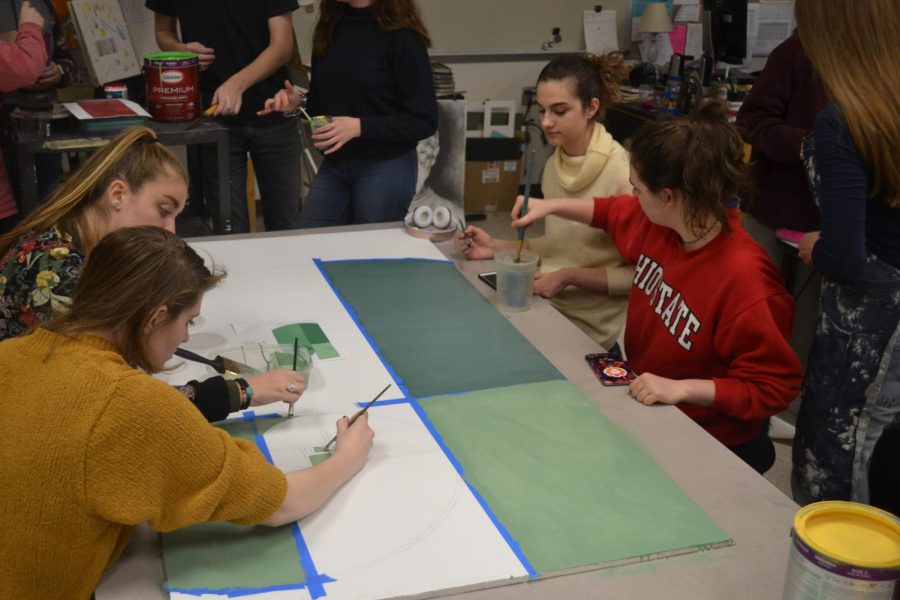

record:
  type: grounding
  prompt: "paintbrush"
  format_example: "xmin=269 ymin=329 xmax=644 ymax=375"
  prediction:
xmin=203 ymin=104 xmax=218 ymax=117
xmin=287 ymin=338 xmax=299 ymax=417
xmin=323 ymin=384 xmax=391 ymax=452
xmin=514 ymin=149 xmax=536 ymax=263
xmin=174 ymin=347 xmax=261 ymax=376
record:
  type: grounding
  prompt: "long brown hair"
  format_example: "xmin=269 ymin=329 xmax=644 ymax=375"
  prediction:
xmin=629 ymin=102 xmax=752 ymax=234
xmin=46 ymin=226 xmax=224 ymax=372
xmin=313 ymin=0 xmax=432 ymax=57
xmin=795 ymin=0 xmax=900 ymax=204
xmin=0 ymin=127 xmax=187 ymax=256
xmin=537 ymin=52 xmax=624 ymax=119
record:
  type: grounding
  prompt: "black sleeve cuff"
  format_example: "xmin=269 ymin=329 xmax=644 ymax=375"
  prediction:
xmin=174 ymin=376 xmax=237 ymax=422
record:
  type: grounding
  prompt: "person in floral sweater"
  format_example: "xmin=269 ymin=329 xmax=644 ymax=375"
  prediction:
xmin=0 ymin=126 xmax=305 ymax=421
xmin=0 ymin=226 xmax=80 ymax=338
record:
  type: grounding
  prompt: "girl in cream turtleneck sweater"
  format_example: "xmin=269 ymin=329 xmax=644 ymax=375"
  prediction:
xmin=459 ymin=53 xmax=632 ymax=349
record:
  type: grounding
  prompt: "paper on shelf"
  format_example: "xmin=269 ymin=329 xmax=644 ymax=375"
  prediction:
xmin=63 ymin=99 xmax=152 ymax=120
xmin=583 ymin=9 xmax=619 ymax=54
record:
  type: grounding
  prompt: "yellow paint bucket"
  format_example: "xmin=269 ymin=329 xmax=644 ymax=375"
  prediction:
xmin=782 ymin=501 xmax=900 ymax=599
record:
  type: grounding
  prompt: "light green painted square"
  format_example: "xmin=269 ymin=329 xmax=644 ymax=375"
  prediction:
xmin=273 ymin=323 xmax=339 ymax=360
xmin=419 ymin=380 xmax=731 ymax=573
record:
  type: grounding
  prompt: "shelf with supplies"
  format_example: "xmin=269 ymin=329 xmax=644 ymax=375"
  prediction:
xmin=603 ymin=102 xmax=668 ymax=148
xmin=12 ymin=119 xmax=232 ymax=234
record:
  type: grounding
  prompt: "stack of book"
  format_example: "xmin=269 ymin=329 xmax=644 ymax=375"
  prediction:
xmin=431 ymin=62 xmax=457 ymax=98
xmin=62 ymin=99 xmax=151 ymax=133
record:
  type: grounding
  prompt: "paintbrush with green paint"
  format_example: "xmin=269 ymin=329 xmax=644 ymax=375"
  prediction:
xmin=287 ymin=338 xmax=299 ymax=417
xmin=514 ymin=149 xmax=536 ymax=262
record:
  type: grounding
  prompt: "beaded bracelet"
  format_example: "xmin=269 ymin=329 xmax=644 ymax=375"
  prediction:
xmin=235 ymin=378 xmax=254 ymax=410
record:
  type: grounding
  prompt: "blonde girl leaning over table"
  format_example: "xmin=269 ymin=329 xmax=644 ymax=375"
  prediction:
xmin=0 ymin=127 xmax=303 ymax=421
xmin=510 ymin=103 xmax=802 ymax=474
xmin=0 ymin=226 xmax=374 ymax=600
xmin=457 ymin=52 xmax=633 ymax=350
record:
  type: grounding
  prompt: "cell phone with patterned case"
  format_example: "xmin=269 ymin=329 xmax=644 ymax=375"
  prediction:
xmin=585 ymin=353 xmax=637 ymax=386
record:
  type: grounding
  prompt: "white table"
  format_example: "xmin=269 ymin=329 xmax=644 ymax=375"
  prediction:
xmin=97 ymin=224 xmax=797 ymax=600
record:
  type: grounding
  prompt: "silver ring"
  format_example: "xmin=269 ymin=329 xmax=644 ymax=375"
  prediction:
xmin=287 ymin=382 xmax=297 ymax=394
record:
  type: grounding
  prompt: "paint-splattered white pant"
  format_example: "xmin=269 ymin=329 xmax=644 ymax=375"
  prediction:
xmin=792 ymin=256 xmax=900 ymax=505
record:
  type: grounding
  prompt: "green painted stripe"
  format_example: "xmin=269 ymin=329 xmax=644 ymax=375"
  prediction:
xmin=320 ymin=259 xmax=563 ymax=397
xmin=419 ymin=381 xmax=731 ymax=573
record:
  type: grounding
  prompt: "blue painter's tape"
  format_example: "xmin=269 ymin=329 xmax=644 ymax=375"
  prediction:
xmin=408 ymin=397 xmax=539 ymax=579
xmin=249 ymin=414 xmax=275 ymax=464
xmin=354 ymin=397 xmax=411 ymax=409
xmin=290 ymin=521 xmax=336 ymax=599
xmin=241 ymin=412 xmax=335 ymax=597
xmin=166 ymin=583 xmax=314 ymax=597
xmin=314 ymin=257 xmax=410 ymax=398
xmin=322 ymin=257 xmax=452 ymax=265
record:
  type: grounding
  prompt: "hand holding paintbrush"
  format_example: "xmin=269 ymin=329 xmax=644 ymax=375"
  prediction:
xmin=323 ymin=384 xmax=391 ymax=452
xmin=287 ymin=338 xmax=299 ymax=417
xmin=514 ymin=149 xmax=536 ymax=262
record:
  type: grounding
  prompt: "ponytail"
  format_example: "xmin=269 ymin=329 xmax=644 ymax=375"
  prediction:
xmin=537 ymin=52 xmax=624 ymax=118
xmin=0 ymin=127 xmax=186 ymax=256
xmin=630 ymin=101 xmax=752 ymax=233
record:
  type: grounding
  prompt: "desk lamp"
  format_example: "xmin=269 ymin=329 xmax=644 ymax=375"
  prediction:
xmin=639 ymin=3 xmax=674 ymax=75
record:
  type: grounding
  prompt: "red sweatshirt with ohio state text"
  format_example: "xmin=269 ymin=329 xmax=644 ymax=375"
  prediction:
xmin=592 ymin=195 xmax=802 ymax=447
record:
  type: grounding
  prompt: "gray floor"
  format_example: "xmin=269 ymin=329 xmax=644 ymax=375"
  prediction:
xmin=475 ymin=211 xmax=794 ymax=499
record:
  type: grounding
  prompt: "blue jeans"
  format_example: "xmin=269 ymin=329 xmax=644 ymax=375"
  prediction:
xmin=200 ymin=117 xmax=301 ymax=234
xmin=299 ymin=151 xmax=417 ymax=228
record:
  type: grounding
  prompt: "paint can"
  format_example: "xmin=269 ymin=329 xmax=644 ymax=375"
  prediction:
xmin=103 ymin=83 xmax=128 ymax=100
xmin=143 ymin=52 xmax=200 ymax=122
xmin=782 ymin=501 xmax=900 ymax=599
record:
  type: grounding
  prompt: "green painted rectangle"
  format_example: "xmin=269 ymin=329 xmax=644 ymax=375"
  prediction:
xmin=161 ymin=419 xmax=307 ymax=592
xmin=419 ymin=380 xmax=731 ymax=574
xmin=273 ymin=322 xmax=340 ymax=360
xmin=320 ymin=259 xmax=562 ymax=397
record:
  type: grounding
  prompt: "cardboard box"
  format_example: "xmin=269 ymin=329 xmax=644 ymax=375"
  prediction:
xmin=464 ymin=138 xmax=521 ymax=215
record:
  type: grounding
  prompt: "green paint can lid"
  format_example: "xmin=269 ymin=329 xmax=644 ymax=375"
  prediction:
xmin=143 ymin=52 xmax=199 ymax=67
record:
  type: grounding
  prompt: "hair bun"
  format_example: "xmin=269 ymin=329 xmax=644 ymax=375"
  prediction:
xmin=690 ymin=101 xmax=730 ymax=125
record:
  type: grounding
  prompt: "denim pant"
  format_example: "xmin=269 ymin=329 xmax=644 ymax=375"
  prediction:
xmin=200 ymin=117 xmax=301 ymax=234
xmin=791 ymin=255 xmax=900 ymax=505
xmin=299 ymin=150 xmax=417 ymax=228
xmin=792 ymin=130 xmax=900 ymax=506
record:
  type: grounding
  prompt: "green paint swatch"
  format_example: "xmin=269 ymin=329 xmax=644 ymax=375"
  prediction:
xmin=273 ymin=323 xmax=339 ymax=360
xmin=419 ymin=380 xmax=731 ymax=573
xmin=161 ymin=418 xmax=307 ymax=592
xmin=308 ymin=452 xmax=330 ymax=466
xmin=320 ymin=260 xmax=563 ymax=397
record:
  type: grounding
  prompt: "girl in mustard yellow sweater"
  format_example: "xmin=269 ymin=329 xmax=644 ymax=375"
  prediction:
xmin=0 ymin=126 xmax=302 ymax=420
xmin=0 ymin=226 xmax=374 ymax=599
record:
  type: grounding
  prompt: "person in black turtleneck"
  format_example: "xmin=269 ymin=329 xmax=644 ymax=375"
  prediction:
xmin=261 ymin=0 xmax=437 ymax=227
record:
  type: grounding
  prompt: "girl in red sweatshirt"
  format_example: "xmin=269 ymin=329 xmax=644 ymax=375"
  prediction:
xmin=511 ymin=102 xmax=802 ymax=473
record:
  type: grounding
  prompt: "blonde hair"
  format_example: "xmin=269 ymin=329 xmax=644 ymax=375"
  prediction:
xmin=795 ymin=0 xmax=900 ymax=204
xmin=46 ymin=226 xmax=224 ymax=372
xmin=0 ymin=127 xmax=187 ymax=255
